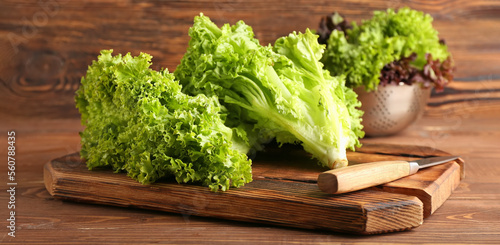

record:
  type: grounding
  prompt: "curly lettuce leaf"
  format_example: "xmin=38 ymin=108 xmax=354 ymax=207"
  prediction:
xmin=321 ymin=7 xmax=451 ymax=91
xmin=75 ymin=49 xmax=252 ymax=191
xmin=272 ymin=30 xmax=364 ymax=168
xmin=175 ymin=14 xmax=364 ymax=169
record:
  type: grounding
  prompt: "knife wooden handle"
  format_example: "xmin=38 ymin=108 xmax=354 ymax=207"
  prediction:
xmin=317 ymin=160 xmax=420 ymax=194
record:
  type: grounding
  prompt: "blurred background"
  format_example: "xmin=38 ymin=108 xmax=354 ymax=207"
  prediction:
xmin=1 ymin=0 xmax=499 ymax=136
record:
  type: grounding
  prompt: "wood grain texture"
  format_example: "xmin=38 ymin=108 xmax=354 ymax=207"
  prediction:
xmin=0 ymin=0 xmax=499 ymax=121
xmin=1 ymin=115 xmax=499 ymax=243
xmin=426 ymin=79 xmax=500 ymax=117
xmin=43 ymin=142 xmax=464 ymax=235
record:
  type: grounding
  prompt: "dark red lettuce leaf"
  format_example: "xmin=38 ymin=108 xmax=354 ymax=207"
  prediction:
xmin=317 ymin=12 xmax=352 ymax=45
xmin=379 ymin=53 xmax=454 ymax=92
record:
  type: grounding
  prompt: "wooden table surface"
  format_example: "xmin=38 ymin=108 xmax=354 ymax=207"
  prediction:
xmin=1 ymin=0 xmax=500 ymax=244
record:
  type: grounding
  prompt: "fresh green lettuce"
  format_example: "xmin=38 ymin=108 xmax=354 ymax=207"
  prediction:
xmin=174 ymin=14 xmax=364 ymax=169
xmin=75 ymin=50 xmax=252 ymax=191
xmin=321 ymin=7 xmax=451 ymax=91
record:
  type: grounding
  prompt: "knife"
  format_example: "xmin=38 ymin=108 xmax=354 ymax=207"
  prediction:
xmin=317 ymin=155 xmax=460 ymax=194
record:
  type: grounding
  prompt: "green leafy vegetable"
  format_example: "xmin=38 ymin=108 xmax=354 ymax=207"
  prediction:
xmin=317 ymin=12 xmax=351 ymax=45
xmin=174 ymin=14 xmax=364 ymax=169
xmin=379 ymin=52 xmax=454 ymax=92
xmin=75 ymin=50 xmax=252 ymax=191
xmin=321 ymin=7 xmax=452 ymax=91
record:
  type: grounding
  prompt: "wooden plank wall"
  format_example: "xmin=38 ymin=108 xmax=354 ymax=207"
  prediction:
xmin=1 ymin=0 xmax=499 ymax=124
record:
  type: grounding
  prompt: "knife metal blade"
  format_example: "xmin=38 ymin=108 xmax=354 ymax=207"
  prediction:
xmin=317 ymin=155 xmax=460 ymax=194
xmin=410 ymin=155 xmax=459 ymax=169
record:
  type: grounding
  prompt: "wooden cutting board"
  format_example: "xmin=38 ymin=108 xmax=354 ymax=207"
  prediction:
xmin=44 ymin=143 xmax=464 ymax=234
